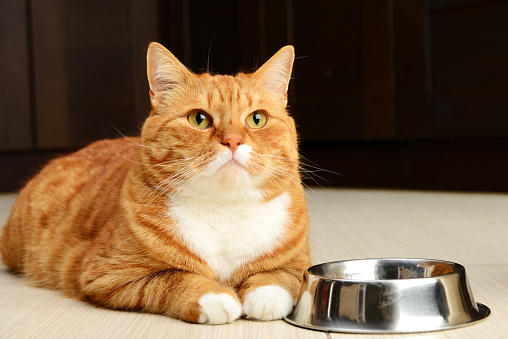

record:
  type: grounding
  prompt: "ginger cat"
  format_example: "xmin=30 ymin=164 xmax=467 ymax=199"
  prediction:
xmin=0 ymin=43 xmax=311 ymax=324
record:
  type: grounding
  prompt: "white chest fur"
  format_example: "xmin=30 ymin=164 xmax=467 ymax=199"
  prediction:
xmin=167 ymin=190 xmax=290 ymax=281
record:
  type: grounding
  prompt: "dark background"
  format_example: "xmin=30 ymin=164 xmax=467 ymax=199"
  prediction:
xmin=1 ymin=0 xmax=508 ymax=192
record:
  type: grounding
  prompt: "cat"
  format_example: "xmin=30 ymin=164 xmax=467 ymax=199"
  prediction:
xmin=0 ymin=42 xmax=311 ymax=324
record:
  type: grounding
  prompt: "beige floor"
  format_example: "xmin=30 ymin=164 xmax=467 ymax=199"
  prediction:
xmin=0 ymin=188 xmax=507 ymax=338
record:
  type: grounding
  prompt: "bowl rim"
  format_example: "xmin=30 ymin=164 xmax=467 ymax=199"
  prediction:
xmin=285 ymin=302 xmax=491 ymax=334
xmin=306 ymin=257 xmax=465 ymax=282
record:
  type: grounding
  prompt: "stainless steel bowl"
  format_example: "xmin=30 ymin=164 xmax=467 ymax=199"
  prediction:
xmin=285 ymin=258 xmax=490 ymax=333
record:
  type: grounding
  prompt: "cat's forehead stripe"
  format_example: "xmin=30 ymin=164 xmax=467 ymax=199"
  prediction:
xmin=205 ymin=76 xmax=254 ymax=111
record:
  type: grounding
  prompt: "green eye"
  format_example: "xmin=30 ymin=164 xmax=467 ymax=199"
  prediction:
xmin=187 ymin=110 xmax=212 ymax=129
xmin=246 ymin=110 xmax=268 ymax=129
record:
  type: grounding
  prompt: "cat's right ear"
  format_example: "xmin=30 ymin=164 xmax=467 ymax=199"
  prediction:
xmin=147 ymin=42 xmax=193 ymax=107
xmin=253 ymin=45 xmax=295 ymax=102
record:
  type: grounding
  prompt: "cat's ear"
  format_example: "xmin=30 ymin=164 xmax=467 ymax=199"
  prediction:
xmin=146 ymin=42 xmax=193 ymax=106
xmin=253 ymin=45 xmax=295 ymax=101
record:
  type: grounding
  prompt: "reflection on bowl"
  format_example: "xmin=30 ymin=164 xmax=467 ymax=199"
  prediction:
xmin=285 ymin=258 xmax=490 ymax=333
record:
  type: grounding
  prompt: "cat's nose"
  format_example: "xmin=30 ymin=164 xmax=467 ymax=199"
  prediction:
xmin=221 ymin=135 xmax=243 ymax=154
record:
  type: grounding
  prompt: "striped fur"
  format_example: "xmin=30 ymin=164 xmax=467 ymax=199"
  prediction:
xmin=0 ymin=43 xmax=311 ymax=324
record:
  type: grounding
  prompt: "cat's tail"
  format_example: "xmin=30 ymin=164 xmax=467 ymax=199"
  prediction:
xmin=0 ymin=220 xmax=24 ymax=272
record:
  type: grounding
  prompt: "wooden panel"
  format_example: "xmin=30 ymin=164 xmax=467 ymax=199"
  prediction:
xmin=31 ymin=0 xmax=70 ymax=149
xmin=65 ymin=0 xmax=134 ymax=145
xmin=129 ymin=0 xmax=160 ymax=123
xmin=428 ymin=0 xmax=508 ymax=138
xmin=430 ymin=83 xmax=508 ymax=138
xmin=188 ymin=1 xmax=241 ymax=74
xmin=237 ymin=1 xmax=263 ymax=73
xmin=361 ymin=0 xmax=396 ymax=139
xmin=393 ymin=0 xmax=429 ymax=138
xmin=159 ymin=0 xmax=189 ymax=65
xmin=430 ymin=1 xmax=508 ymax=89
xmin=395 ymin=0 xmax=508 ymax=139
xmin=0 ymin=1 xmax=32 ymax=150
xmin=263 ymin=0 xmax=290 ymax=62
xmin=291 ymin=1 xmax=364 ymax=141
xmin=238 ymin=0 xmax=290 ymax=74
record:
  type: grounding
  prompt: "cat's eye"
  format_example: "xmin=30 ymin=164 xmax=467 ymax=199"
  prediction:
xmin=187 ymin=110 xmax=212 ymax=129
xmin=246 ymin=110 xmax=268 ymax=129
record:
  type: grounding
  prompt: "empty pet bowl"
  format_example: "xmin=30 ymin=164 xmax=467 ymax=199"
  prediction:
xmin=285 ymin=258 xmax=490 ymax=333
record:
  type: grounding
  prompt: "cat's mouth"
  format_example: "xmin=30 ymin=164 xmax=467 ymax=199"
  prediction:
xmin=226 ymin=157 xmax=243 ymax=166
xmin=211 ymin=156 xmax=251 ymax=182
xmin=220 ymin=158 xmax=246 ymax=173
xmin=202 ymin=146 xmax=253 ymax=181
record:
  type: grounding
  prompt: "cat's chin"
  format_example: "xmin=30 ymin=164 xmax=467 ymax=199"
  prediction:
xmin=215 ymin=160 xmax=251 ymax=185
xmin=220 ymin=159 xmax=244 ymax=174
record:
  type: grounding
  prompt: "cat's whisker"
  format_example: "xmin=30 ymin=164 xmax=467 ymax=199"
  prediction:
xmin=136 ymin=159 xmax=203 ymax=214
xmin=118 ymin=152 xmax=194 ymax=168
xmin=128 ymin=157 xmax=199 ymax=198
xmin=294 ymin=158 xmax=343 ymax=177
xmin=172 ymin=156 xmax=213 ymax=195
xmin=248 ymin=159 xmax=296 ymax=188
xmin=258 ymin=159 xmax=322 ymax=203
xmin=258 ymin=152 xmax=334 ymax=174
xmin=255 ymin=166 xmax=302 ymax=200
xmin=133 ymin=157 xmax=197 ymax=188
xmin=154 ymin=166 xmax=209 ymax=209
xmin=300 ymin=163 xmax=342 ymax=177
xmin=261 ymin=164 xmax=324 ymax=203
xmin=109 ymin=124 xmax=155 ymax=149
xmin=207 ymin=35 xmax=215 ymax=74
xmin=297 ymin=152 xmax=321 ymax=167
xmin=136 ymin=187 xmax=167 ymax=217
xmin=139 ymin=153 xmax=213 ymax=210
xmin=138 ymin=167 xmax=194 ymax=208
xmin=172 ymin=172 xmax=205 ymax=203
xmin=302 ymin=172 xmax=328 ymax=187
xmin=257 ymin=152 xmax=341 ymax=186
xmin=300 ymin=182 xmax=323 ymax=205
xmin=248 ymin=156 xmax=323 ymax=204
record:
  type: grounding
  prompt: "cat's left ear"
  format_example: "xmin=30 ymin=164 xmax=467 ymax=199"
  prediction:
xmin=146 ymin=42 xmax=194 ymax=107
xmin=253 ymin=45 xmax=294 ymax=101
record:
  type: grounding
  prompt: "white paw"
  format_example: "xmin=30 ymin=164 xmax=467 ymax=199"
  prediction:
xmin=198 ymin=293 xmax=242 ymax=325
xmin=243 ymin=285 xmax=294 ymax=321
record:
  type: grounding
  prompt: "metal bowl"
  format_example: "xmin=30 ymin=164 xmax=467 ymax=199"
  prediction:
xmin=285 ymin=258 xmax=490 ymax=333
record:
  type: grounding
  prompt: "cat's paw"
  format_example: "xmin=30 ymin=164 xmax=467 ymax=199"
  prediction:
xmin=198 ymin=293 xmax=242 ymax=325
xmin=242 ymin=285 xmax=294 ymax=321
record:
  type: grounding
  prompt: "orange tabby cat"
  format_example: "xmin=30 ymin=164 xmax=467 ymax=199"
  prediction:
xmin=0 ymin=43 xmax=310 ymax=324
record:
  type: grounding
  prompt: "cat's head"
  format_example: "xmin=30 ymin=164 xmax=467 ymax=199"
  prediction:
xmin=140 ymin=42 xmax=299 ymax=200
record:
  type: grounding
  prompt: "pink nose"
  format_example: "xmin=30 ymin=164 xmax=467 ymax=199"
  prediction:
xmin=222 ymin=136 xmax=243 ymax=153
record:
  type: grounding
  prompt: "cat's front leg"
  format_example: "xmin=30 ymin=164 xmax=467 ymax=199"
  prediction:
xmin=237 ymin=269 xmax=302 ymax=321
xmin=80 ymin=267 xmax=241 ymax=324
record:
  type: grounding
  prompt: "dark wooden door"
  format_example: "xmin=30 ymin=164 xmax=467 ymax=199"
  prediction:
xmin=395 ymin=0 xmax=508 ymax=138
